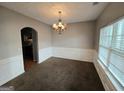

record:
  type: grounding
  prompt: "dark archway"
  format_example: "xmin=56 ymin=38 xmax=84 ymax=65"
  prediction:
xmin=21 ymin=27 xmax=38 ymax=71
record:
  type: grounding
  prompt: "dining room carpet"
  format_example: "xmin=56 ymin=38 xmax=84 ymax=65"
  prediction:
xmin=3 ymin=57 xmax=104 ymax=91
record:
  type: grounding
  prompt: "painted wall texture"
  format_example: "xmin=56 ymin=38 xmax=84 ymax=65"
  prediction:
xmin=0 ymin=6 xmax=52 ymax=60
xmin=52 ymin=21 xmax=96 ymax=49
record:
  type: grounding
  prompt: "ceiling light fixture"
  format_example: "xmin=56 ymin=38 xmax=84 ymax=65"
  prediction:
xmin=52 ymin=11 xmax=67 ymax=34
xmin=93 ymin=2 xmax=99 ymax=5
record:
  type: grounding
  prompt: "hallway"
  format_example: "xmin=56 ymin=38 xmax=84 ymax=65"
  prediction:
xmin=24 ymin=58 xmax=37 ymax=71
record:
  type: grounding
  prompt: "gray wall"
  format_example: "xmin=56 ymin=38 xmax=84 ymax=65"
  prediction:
xmin=0 ymin=6 xmax=52 ymax=60
xmin=52 ymin=21 xmax=96 ymax=49
xmin=3 ymin=3 xmax=122 ymax=60
xmin=95 ymin=3 xmax=124 ymax=50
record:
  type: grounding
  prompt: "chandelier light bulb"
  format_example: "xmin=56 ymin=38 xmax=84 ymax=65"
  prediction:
xmin=52 ymin=11 xmax=67 ymax=34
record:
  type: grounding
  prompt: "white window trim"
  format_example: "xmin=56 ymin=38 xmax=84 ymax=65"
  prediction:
xmin=97 ymin=59 xmax=124 ymax=90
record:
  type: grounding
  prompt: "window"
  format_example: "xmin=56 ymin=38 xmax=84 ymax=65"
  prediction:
xmin=98 ymin=18 xmax=124 ymax=88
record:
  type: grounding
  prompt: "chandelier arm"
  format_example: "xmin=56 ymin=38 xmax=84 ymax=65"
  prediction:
xmin=52 ymin=10 xmax=66 ymax=35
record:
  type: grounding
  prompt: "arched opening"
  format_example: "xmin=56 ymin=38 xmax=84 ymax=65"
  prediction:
xmin=21 ymin=27 xmax=38 ymax=71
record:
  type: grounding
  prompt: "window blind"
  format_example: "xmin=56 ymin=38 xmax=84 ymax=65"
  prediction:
xmin=98 ymin=18 xmax=124 ymax=87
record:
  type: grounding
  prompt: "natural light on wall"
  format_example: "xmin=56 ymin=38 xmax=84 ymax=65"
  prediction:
xmin=98 ymin=18 xmax=124 ymax=88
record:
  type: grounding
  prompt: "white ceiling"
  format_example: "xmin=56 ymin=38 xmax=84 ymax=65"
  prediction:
xmin=0 ymin=2 xmax=108 ymax=25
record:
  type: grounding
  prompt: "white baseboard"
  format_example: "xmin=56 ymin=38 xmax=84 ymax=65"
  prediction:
xmin=52 ymin=47 xmax=95 ymax=62
xmin=0 ymin=47 xmax=96 ymax=86
xmin=0 ymin=55 xmax=24 ymax=86
xmin=38 ymin=47 xmax=52 ymax=63
xmin=38 ymin=47 xmax=95 ymax=63
xmin=0 ymin=47 xmax=123 ymax=90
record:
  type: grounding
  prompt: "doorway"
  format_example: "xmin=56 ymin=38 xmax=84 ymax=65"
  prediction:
xmin=21 ymin=27 xmax=38 ymax=71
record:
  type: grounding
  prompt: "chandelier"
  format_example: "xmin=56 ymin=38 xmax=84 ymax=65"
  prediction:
xmin=52 ymin=11 xmax=67 ymax=34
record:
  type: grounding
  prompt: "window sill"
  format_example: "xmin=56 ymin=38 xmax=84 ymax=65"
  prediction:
xmin=95 ymin=59 xmax=124 ymax=91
